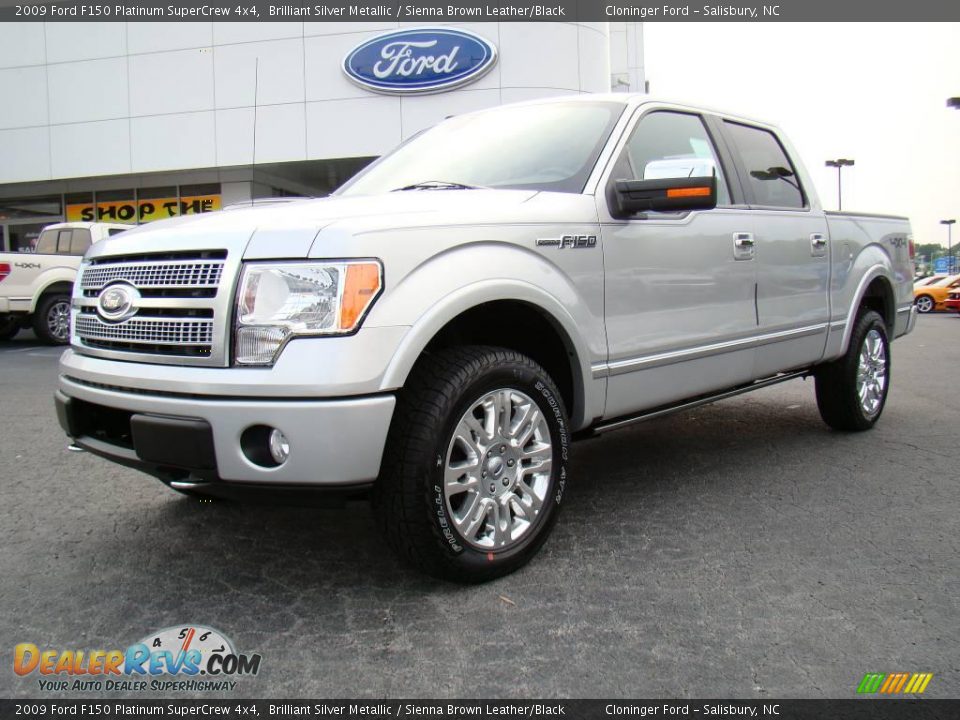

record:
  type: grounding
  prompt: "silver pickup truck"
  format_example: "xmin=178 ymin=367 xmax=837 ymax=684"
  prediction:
xmin=55 ymin=95 xmax=915 ymax=582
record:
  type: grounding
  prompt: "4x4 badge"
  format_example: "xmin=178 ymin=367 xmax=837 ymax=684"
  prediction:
xmin=537 ymin=234 xmax=597 ymax=249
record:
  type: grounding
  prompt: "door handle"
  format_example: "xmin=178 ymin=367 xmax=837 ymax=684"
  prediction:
xmin=810 ymin=233 xmax=827 ymax=256
xmin=733 ymin=232 xmax=755 ymax=260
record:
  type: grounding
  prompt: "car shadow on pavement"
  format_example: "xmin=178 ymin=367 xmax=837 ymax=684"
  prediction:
xmin=89 ymin=394 xmax=833 ymax=597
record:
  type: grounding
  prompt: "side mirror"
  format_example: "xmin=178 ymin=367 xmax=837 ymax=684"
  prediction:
xmin=612 ymin=176 xmax=717 ymax=218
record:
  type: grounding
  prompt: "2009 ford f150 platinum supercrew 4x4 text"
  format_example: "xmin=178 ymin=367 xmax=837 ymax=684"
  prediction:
xmin=55 ymin=96 xmax=916 ymax=582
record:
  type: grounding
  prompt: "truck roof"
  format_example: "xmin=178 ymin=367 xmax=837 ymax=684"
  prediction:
xmin=42 ymin=221 xmax=132 ymax=231
xmin=511 ymin=92 xmax=779 ymax=130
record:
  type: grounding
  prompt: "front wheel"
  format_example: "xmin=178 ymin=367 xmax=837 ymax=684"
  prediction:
xmin=33 ymin=294 xmax=71 ymax=344
xmin=915 ymin=295 xmax=934 ymax=313
xmin=374 ymin=346 xmax=570 ymax=583
xmin=815 ymin=310 xmax=890 ymax=431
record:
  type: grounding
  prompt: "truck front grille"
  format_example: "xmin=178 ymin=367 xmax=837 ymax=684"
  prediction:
xmin=80 ymin=260 xmax=224 ymax=292
xmin=73 ymin=250 xmax=233 ymax=366
xmin=75 ymin=315 xmax=215 ymax=347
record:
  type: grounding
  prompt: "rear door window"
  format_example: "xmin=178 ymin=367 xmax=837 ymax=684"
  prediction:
xmin=723 ymin=121 xmax=806 ymax=209
xmin=35 ymin=229 xmax=58 ymax=254
xmin=56 ymin=229 xmax=72 ymax=254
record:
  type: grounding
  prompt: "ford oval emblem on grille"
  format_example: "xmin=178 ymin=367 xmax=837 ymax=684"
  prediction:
xmin=342 ymin=27 xmax=497 ymax=95
xmin=97 ymin=283 xmax=139 ymax=322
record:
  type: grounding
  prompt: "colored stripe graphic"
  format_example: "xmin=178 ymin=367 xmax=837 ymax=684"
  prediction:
xmin=857 ymin=672 xmax=933 ymax=694
xmin=857 ymin=673 xmax=885 ymax=693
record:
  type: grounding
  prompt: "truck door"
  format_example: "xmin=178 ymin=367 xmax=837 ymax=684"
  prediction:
xmin=596 ymin=108 xmax=759 ymax=419
xmin=720 ymin=121 xmax=830 ymax=377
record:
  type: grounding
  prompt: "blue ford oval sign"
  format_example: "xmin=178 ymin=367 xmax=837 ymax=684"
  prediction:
xmin=342 ymin=27 xmax=498 ymax=95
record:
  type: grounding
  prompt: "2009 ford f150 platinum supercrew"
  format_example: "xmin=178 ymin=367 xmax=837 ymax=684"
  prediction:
xmin=56 ymin=96 xmax=916 ymax=582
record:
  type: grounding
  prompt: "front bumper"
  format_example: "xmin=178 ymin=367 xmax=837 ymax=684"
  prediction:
xmin=56 ymin=375 xmax=396 ymax=488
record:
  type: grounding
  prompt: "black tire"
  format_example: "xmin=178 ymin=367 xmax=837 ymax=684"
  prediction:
xmin=32 ymin=294 xmax=71 ymax=345
xmin=0 ymin=315 xmax=19 ymax=341
xmin=374 ymin=345 xmax=571 ymax=583
xmin=915 ymin=295 xmax=934 ymax=313
xmin=815 ymin=310 xmax=890 ymax=432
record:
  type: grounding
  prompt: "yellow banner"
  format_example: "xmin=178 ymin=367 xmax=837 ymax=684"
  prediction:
xmin=66 ymin=195 xmax=221 ymax=224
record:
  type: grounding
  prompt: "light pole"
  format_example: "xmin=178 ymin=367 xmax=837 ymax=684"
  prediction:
xmin=825 ymin=158 xmax=855 ymax=211
xmin=942 ymin=219 xmax=956 ymax=274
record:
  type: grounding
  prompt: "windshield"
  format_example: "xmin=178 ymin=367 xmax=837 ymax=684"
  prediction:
xmin=337 ymin=101 xmax=625 ymax=196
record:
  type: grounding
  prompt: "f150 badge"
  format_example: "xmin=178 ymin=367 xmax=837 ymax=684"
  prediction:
xmin=537 ymin=235 xmax=598 ymax=249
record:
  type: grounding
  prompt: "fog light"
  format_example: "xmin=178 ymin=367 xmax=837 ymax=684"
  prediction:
xmin=268 ymin=429 xmax=290 ymax=465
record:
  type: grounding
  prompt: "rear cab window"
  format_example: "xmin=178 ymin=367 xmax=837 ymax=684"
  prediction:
xmin=69 ymin=228 xmax=92 ymax=256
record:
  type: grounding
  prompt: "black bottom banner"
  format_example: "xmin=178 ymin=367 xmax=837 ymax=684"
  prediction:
xmin=2 ymin=700 xmax=958 ymax=720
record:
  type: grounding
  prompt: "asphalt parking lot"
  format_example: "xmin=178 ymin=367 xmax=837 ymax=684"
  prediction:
xmin=1 ymin=316 xmax=958 ymax=700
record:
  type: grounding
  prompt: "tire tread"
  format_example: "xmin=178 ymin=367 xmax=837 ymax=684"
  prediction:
xmin=374 ymin=345 xmax=565 ymax=582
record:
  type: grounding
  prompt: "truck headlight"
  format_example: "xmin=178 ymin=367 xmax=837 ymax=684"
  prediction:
xmin=234 ymin=260 xmax=383 ymax=366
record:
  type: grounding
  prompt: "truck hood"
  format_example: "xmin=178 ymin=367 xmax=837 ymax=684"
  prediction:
xmin=86 ymin=189 xmax=541 ymax=261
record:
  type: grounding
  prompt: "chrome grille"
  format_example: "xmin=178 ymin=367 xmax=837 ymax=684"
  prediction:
xmin=75 ymin=316 xmax=214 ymax=345
xmin=80 ymin=261 xmax=224 ymax=291
xmin=73 ymin=250 xmax=233 ymax=366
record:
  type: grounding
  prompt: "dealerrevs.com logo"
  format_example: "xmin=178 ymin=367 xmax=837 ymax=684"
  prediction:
xmin=14 ymin=625 xmax=262 ymax=693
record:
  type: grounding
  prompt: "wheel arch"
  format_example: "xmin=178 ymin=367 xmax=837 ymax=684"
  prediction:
xmin=381 ymin=282 xmax=595 ymax=430
xmin=840 ymin=266 xmax=896 ymax=355
xmin=33 ymin=281 xmax=74 ymax=312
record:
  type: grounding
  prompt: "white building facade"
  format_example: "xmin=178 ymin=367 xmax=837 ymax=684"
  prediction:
xmin=0 ymin=21 xmax=645 ymax=251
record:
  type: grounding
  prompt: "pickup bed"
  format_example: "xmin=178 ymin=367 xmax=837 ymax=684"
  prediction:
xmin=55 ymin=95 xmax=915 ymax=582
xmin=0 ymin=222 xmax=130 ymax=343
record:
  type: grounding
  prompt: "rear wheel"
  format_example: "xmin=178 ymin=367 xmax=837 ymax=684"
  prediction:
xmin=915 ymin=295 xmax=934 ymax=313
xmin=0 ymin=315 xmax=19 ymax=341
xmin=374 ymin=345 xmax=570 ymax=583
xmin=815 ymin=310 xmax=890 ymax=431
xmin=33 ymin=294 xmax=71 ymax=344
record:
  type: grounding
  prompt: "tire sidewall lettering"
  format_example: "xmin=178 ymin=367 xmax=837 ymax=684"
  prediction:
xmin=430 ymin=362 xmax=570 ymax=566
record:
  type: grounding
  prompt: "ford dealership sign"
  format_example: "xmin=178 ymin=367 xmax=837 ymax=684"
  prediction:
xmin=342 ymin=27 xmax=498 ymax=95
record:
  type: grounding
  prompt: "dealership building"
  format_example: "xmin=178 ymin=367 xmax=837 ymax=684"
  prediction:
xmin=0 ymin=21 xmax=645 ymax=252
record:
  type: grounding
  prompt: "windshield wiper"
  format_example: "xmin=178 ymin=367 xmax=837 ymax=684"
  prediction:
xmin=392 ymin=180 xmax=481 ymax=192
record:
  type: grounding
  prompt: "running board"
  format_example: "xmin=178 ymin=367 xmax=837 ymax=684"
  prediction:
xmin=583 ymin=370 xmax=811 ymax=437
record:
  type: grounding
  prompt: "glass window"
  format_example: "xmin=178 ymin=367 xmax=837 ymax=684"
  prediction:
xmin=610 ymin=111 xmax=731 ymax=206
xmin=179 ymin=183 xmax=220 ymax=197
xmin=69 ymin=228 xmax=92 ymax=255
xmin=0 ymin=195 xmax=62 ymax=220
xmin=56 ymin=229 xmax=72 ymax=253
xmin=724 ymin=122 xmax=805 ymax=209
xmin=138 ymin=186 xmax=179 ymax=223
xmin=339 ymin=102 xmax=625 ymax=196
xmin=65 ymin=192 xmax=94 ymax=223
xmin=178 ymin=184 xmax=222 ymax=217
xmin=9 ymin=223 xmax=48 ymax=252
xmin=35 ymin=229 xmax=57 ymax=254
xmin=96 ymin=189 xmax=137 ymax=224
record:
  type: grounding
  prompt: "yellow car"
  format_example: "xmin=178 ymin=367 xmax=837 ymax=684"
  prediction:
xmin=914 ymin=274 xmax=960 ymax=313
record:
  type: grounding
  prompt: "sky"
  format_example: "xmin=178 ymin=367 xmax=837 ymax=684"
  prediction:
xmin=643 ymin=22 xmax=960 ymax=252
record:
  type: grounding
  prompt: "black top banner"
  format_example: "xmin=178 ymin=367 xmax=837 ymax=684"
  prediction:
xmin=0 ymin=0 xmax=958 ymax=22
